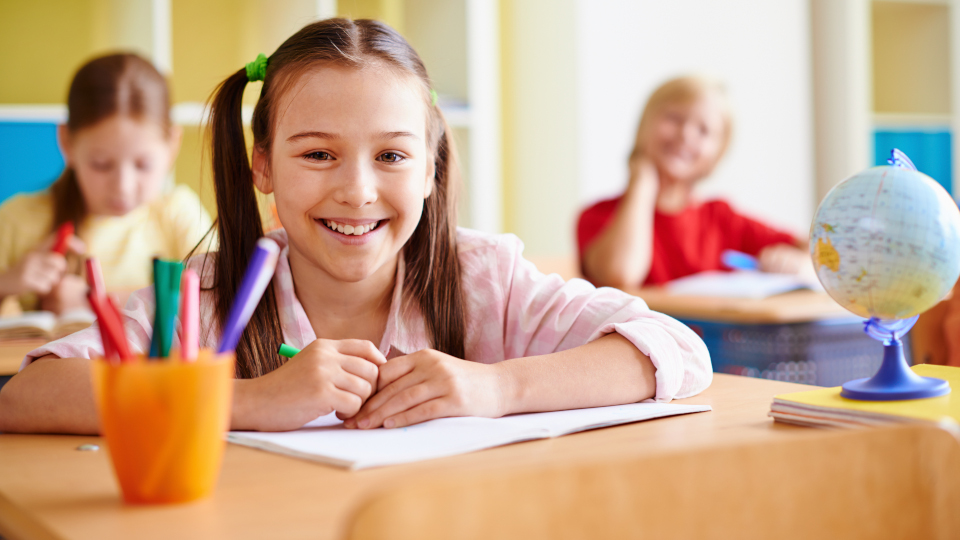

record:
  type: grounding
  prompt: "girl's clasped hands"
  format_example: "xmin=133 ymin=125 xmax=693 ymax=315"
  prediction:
xmin=248 ymin=338 xmax=502 ymax=431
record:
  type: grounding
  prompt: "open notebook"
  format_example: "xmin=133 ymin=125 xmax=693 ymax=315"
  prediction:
xmin=228 ymin=402 xmax=711 ymax=470
xmin=0 ymin=309 xmax=95 ymax=340
xmin=666 ymin=270 xmax=823 ymax=299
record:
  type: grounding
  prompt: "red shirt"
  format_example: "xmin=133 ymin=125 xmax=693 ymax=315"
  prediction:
xmin=577 ymin=197 xmax=798 ymax=286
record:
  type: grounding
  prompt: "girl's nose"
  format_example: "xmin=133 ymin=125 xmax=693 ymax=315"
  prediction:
xmin=115 ymin=163 xmax=138 ymax=196
xmin=335 ymin=160 xmax=378 ymax=208
xmin=681 ymin=121 xmax=700 ymax=144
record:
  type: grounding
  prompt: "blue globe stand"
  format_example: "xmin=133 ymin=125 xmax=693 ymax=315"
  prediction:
xmin=841 ymin=316 xmax=951 ymax=401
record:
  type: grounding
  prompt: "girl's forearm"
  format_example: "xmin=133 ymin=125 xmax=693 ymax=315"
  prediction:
xmin=495 ymin=333 xmax=657 ymax=416
xmin=0 ymin=356 xmax=100 ymax=434
xmin=583 ymin=177 xmax=658 ymax=288
xmin=231 ymin=378 xmax=266 ymax=431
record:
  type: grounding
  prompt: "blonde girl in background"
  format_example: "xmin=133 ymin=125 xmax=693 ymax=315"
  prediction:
xmin=1 ymin=20 xmax=710 ymax=434
xmin=0 ymin=53 xmax=212 ymax=314
xmin=577 ymin=76 xmax=808 ymax=288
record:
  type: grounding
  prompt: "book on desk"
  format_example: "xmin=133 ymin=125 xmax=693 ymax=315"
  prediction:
xmin=769 ymin=364 xmax=960 ymax=429
xmin=0 ymin=309 xmax=94 ymax=340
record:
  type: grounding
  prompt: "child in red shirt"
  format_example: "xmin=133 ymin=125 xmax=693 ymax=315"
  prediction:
xmin=578 ymin=76 xmax=807 ymax=287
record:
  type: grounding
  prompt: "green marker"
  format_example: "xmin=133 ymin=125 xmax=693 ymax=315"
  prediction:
xmin=278 ymin=343 xmax=301 ymax=358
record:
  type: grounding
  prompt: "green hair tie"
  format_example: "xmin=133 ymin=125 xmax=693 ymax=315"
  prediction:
xmin=246 ymin=53 xmax=268 ymax=82
xmin=430 ymin=89 xmax=438 ymax=107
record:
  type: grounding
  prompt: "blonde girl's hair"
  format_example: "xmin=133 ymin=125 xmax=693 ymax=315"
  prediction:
xmin=205 ymin=18 xmax=465 ymax=378
xmin=631 ymin=76 xmax=733 ymax=165
xmin=50 ymin=53 xmax=172 ymax=233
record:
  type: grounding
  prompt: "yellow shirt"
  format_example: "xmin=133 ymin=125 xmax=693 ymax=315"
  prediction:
xmin=0 ymin=185 xmax=214 ymax=309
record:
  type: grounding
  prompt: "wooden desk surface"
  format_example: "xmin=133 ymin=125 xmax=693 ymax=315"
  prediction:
xmin=1 ymin=375 xmax=957 ymax=540
xmin=631 ymin=287 xmax=854 ymax=324
xmin=0 ymin=339 xmax=44 ymax=376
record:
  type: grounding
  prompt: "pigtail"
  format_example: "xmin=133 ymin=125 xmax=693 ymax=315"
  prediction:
xmin=403 ymin=115 xmax=466 ymax=358
xmin=49 ymin=169 xmax=85 ymax=233
xmin=208 ymin=69 xmax=285 ymax=378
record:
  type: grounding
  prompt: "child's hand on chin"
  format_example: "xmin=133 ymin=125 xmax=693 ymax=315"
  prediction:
xmin=245 ymin=338 xmax=386 ymax=431
xmin=343 ymin=349 xmax=505 ymax=430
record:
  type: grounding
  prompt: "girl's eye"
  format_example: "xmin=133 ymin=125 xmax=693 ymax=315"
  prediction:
xmin=136 ymin=160 xmax=152 ymax=172
xmin=91 ymin=161 xmax=112 ymax=172
xmin=304 ymin=151 xmax=332 ymax=161
xmin=378 ymin=152 xmax=405 ymax=163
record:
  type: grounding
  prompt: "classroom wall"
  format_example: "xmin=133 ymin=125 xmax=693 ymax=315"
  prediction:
xmin=499 ymin=0 xmax=579 ymax=255
xmin=872 ymin=2 xmax=951 ymax=116
xmin=0 ymin=1 xmax=100 ymax=104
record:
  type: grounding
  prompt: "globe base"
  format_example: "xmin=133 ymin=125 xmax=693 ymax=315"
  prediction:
xmin=841 ymin=338 xmax=951 ymax=401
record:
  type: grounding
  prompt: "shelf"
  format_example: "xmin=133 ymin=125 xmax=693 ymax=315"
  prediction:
xmin=873 ymin=112 xmax=952 ymax=129
xmin=0 ymin=105 xmax=67 ymax=123
xmin=439 ymin=103 xmax=471 ymax=128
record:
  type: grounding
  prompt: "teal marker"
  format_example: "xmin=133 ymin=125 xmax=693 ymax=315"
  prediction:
xmin=278 ymin=343 xmax=301 ymax=358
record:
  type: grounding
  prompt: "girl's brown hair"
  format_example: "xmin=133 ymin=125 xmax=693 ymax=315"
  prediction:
xmin=207 ymin=18 xmax=465 ymax=378
xmin=50 ymin=53 xmax=172 ymax=232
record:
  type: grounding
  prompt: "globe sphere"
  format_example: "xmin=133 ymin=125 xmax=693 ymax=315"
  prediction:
xmin=810 ymin=165 xmax=960 ymax=320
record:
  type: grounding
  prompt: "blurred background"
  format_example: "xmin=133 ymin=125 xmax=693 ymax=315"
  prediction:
xmin=0 ymin=0 xmax=955 ymax=259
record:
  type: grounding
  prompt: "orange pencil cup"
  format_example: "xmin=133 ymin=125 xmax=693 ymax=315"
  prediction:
xmin=91 ymin=350 xmax=234 ymax=504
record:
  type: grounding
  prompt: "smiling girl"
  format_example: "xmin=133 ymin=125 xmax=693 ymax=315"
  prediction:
xmin=0 ymin=53 xmax=212 ymax=314
xmin=0 ymin=20 xmax=710 ymax=434
xmin=578 ymin=76 xmax=807 ymax=288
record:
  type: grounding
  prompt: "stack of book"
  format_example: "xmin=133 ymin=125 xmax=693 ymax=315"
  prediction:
xmin=769 ymin=364 xmax=960 ymax=429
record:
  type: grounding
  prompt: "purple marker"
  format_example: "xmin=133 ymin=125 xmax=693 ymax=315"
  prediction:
xmin=217 ymin=237 xmax=281 ymax=354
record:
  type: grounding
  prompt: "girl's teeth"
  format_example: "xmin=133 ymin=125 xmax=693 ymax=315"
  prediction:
xmin=324 ymin=220 xmax=379 ymax=236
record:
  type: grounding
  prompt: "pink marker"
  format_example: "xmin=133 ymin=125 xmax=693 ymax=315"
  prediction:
xmin=179 ymin=269 xmax=200 ymax=362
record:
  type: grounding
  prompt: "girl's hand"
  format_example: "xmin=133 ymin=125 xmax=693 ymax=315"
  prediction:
xmin=758 ymin=244 xmax=809 ymax=274
xmin=237 ymin=339 xmax=386 ymax=431
xmin=0 ymin=233 xmax=86 ymax=297
xmin=343 ymin=349 xmax=505 ymax=430
xmin=39 ymin=274 xmax=89 ymax=314
xmin=628 ymin=153 xmax=659 ymax=193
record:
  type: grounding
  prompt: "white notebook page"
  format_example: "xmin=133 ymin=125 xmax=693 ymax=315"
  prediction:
xmin=228 ymin=402 xmax=711 ymax=470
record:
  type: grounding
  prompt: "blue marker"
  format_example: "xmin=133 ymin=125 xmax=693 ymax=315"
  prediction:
xmin=217 ymin=238 xmax=281 ymax=354
xmin=721 ymin=249 xmax=758 ymax=271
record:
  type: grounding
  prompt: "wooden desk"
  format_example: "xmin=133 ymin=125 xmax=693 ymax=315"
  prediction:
xmin=630 ymin=287 xmax=853 ymax=324
xmin=2 ymin=374 xmax=958 ymax=540
xmin=0 ymin=340 xmax=44 ymax=377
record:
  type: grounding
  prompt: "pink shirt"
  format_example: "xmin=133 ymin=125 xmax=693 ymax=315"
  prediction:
xmin=24 ymin=228 xmax=712 ymax=401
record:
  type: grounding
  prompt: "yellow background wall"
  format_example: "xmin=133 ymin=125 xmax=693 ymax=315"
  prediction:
xmin=872 ymin=2 xmax=951 ymax=115
xmin=0 ymin=1 xmax=99 ymax=104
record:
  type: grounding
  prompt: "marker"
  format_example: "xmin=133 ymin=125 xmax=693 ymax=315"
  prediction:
xmin=149 ymin=259 xmax=184 ymax=358
xmin=85 ymin=257 xmax=115 ymax=359
xmin=87 ymin=292 xmax=132 ymax=362
xmin=216 ymin=238 xmax=281 ymax=354
xmin=277 ymin=343 xmax=300 ymax=358
xmin=52 ymin=222 xmax=74 ymax=255
xmin=721 ymin=249 xmax=758 ymax=271
xmin=179 ymin=269 xmax=200 ymax=362
xmin=84 ymin=257 xmax=106 ymax=298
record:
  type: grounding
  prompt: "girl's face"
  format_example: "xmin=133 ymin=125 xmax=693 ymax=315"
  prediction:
xmin=643 ymin=94 xmax=726 ymax=185
xmin=254 ymin=65 xmax=434 ymax=285
xmin=59 ymin=115 xmax=179 ymax=216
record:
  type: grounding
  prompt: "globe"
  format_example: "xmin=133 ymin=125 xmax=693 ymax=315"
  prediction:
xmin=810 ymin=164 xmax=960 ymax=321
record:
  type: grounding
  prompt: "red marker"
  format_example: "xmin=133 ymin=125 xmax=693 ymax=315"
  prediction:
xmin=85 ymin=258 xmax=116 ymax=359
xmin=52 ymin=222 xmax=74 ymax=255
